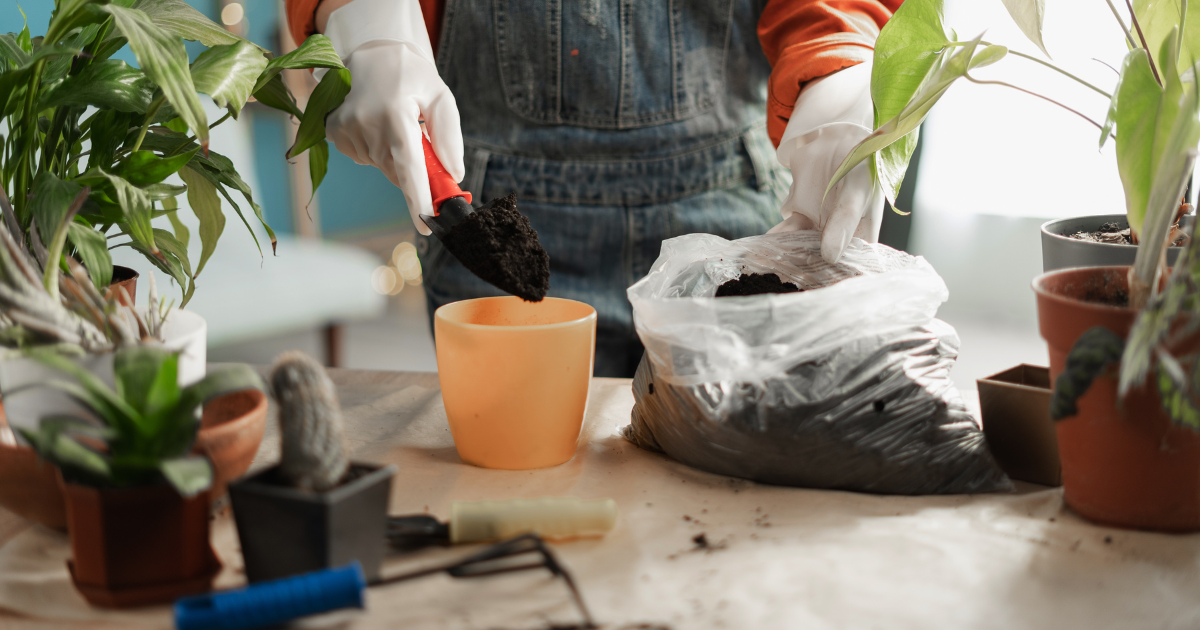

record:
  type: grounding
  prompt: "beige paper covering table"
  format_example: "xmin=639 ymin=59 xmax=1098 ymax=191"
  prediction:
xmin=0 ymin=369 xmax=1198 ymax=629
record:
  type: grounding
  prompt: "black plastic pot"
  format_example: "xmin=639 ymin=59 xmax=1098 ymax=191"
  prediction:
xmin=1040 ymin=214 xmax=1192 ymax=272
xmin=229 ymin=462 xmax=396 ymax=583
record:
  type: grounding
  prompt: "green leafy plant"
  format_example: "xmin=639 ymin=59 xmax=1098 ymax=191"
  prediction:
xmin=848 ymin=0 xmax=1200 ymax=427
xmin=18 ymin=345 xmax=263 ymax=496
xmin=1 ymin=0 xmax=351 ymax=306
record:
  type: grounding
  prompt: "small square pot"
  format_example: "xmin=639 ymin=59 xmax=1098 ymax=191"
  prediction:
xmin=229 ymin=462 xmax=396 ymax=583
xmin=977 ymin=364 xmax=1061 ymax=487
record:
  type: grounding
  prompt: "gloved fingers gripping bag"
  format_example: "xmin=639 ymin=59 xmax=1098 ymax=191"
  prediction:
xmin=623 ymin=231 xmax=1012 ymax=495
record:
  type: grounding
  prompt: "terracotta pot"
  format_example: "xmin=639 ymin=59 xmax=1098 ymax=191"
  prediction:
xmin=105 ymin=265 xmax=139 ymax=304
xmin=1034 ymin=265 xmax=1200 ymax=531
xmin=63 ymin=481 xmax=219 ymax=607
xmin=194 ymin=388 xmax=268 ymax=498
xmin=0 ymin=389 xmax=266 ymax=528
xmin=0 ymin=438 xmax=67 ymax=530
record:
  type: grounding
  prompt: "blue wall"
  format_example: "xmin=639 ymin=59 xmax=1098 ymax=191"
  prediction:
xmin=1 ymin=0 xmax=412 ymax=239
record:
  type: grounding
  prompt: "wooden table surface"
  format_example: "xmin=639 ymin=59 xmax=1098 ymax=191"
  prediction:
xmin=1 ymin=368 xmax=1199 ymax=630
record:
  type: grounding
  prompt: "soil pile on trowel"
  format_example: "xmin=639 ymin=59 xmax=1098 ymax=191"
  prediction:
xmin=433 ymin=193 xmax=550 ymax=302
xmin=716 ymin=272 xmax=803 ymax=297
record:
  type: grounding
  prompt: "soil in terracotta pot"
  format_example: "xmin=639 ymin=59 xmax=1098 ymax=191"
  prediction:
xmin=716 ymin=273 xmax=803 ymax=297
xmin=439 ymin=193 xmax=550 ymax=303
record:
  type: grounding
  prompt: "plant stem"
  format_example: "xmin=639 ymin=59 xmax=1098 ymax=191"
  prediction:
xmin=1126 ymin=0 xmax=1163 ymax=86
xmin=130 ymin=96 xmax=165 ymax=154
xmin=42 ymin=189 xmax=88 ymax=300
xmin=1104 ymin=0 xmax=1139 ymax=49
xmin=993 ymin=43 xmax=1113 ymax=98
xmin=964 ymin=74 xmax=1105 ymax=130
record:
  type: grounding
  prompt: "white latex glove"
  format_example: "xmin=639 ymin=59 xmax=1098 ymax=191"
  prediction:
xmin=770 ymin=61 xmax=885 ymax=264
xmin=320 ymin=0 xmax=465 ymax=236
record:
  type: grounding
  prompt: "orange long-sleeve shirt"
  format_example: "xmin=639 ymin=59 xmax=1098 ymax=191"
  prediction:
xmin=286 ymin=0 xmax=901 ymax=146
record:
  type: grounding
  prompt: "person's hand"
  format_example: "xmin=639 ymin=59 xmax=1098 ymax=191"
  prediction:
xmin=319 ymin=0 xmax=464 ymax=235
xmin=770 ymin=61 xmax=884 ymax=264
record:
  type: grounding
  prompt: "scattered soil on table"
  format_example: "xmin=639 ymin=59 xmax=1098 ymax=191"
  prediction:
xmin=441 ymin=193 xmax=550 ymax=302
xmin=715 ymin=273 xmax=802 ymax=297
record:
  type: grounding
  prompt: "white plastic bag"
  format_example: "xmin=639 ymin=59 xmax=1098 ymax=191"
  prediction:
xmin=624 ymin=231 xmax=1012 ymax=494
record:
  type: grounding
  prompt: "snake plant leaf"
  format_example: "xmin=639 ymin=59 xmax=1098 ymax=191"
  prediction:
xmin=29 ymin=172 xmax=84 ymax=248
xmin=190 ymin=40 xmax=269 ymax=118
xmin=116 ymin=148 xmax=199 ymax=186
xmin=114 ymin=346 xmax=180 ymax=419
xmin=158 ymin=456 xmax=213 ymax=497
xmin=1050 ymin=327 xmax=1126 ymax=420
xmin=999 ymin=0 xmax=1050 ymax=58
xmin=178 ymin=165 xmax=224 ymax=278
xmin=289 ymin=67 xmax=351 ymax=159
xmin=829 ymin=35 xmax=986 ymax=199
xmin=176 ymin=364 xmax=263 ymax=418
xmin=251 ymin=73 xmax=302 ymax=118
xmin=66 ymin=222 xmax=112 ymax=289
xmin=132 ymin=0 xmax=243 ymax=48
xmin=29 ymin=350 xmax=145 ymax=439
xmin=1134 ymin=0 xmax=1200 ymax=76
xmin=869 ymin=0 xmax=951 ymax=207
xmin=253 ymin=33 xmax=345 ymax=93
xmin=101 ymin=3 xmax=209 ymax=147
xmin=39 ymin=60 xmax=155 ymax=113
xmin=19 ymin=419 xmax=112 ymax=481
xmin=310 ymin=139 xmax=330 ymax=200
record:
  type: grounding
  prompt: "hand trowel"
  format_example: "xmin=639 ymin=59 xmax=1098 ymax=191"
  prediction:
xmin=387 ymin=497 xmax=619 ymax=550
xmin=419 ymin=136 xmax=550 ymax=302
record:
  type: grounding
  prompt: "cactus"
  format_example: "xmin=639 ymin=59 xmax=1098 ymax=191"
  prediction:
xmin=271 ymin=351 xmax=350 ymax=491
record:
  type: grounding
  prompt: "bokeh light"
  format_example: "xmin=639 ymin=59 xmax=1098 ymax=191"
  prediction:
xmin=220 ymin=2 xmax=244 ymax=26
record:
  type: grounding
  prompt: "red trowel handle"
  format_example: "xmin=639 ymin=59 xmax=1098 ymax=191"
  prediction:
xmin=422 ymin=135 xmax=471 ymax=212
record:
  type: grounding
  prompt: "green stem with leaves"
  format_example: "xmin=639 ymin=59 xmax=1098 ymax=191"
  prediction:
xmin=949 ymin=40 xmax=1113 ymax=99
xmin=1125 ymin=0 xmax=1163 ymax=85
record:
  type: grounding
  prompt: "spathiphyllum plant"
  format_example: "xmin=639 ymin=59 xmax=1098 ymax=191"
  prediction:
xmin=0 ymin=0 xmax=351 ymax=307
xmin=836 ymin=0 xmax=1200 ymax=426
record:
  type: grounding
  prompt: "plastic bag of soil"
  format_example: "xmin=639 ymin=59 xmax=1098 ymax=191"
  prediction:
xmin=624 ymin=231 xmax=1012 ymax=494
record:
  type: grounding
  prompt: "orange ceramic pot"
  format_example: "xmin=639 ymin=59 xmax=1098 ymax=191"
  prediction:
xmin=104 ymin=265 xmax=138 ymax=304
xmin=435 ymin=296 xmax=597 ymax=469
xmin=1034 ymin=266 xmax=1200 ymax=531
xmin=0 ymin=437 xmax=67 ymax=530
xmin=194 ymin=389 xmax=268 ymax=498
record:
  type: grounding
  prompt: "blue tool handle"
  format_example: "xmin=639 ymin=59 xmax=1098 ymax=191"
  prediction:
xmin=174 ymin=563 xmax=366 ymax=630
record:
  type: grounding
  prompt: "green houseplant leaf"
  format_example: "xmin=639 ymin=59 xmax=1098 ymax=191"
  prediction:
xmin=132 ymin=0 xmax=243 ymax=48
xmin=190 ymin=40 xmax=269 ymax=118
xmin=1050 ymin=327 xmax=1126 ymax=420
xmin=288 ymin=68 xmax=351 ymax=159
xmin=67 ymin=221 xmax=113 ymax=290
xmin=158 ymin=456 xmax=213 ymax=498
xmin=1134 ymin=0 xmax=1200 ymax=76
xmin=999 ymin=0 xmax=1050 ymax=58
xmin=38 ymin=59 xmax=156 ymax=113
xmin=868 ymin=0 xmax=951 ymax=207
xmin=116 ymin=148 xmax=199 ymax=186
xmin=829 ymin=35 xmax=994 ymax=198
xmin=101 ymin=3 xmax=209 ymax=147
xmin=253 ymin=33 xmax=345 ymax=93
xmin=178 ymin=165 xmax=224 ymax=278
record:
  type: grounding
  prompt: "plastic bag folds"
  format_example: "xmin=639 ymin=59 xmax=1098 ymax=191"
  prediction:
xmin=624 ymin=231 xmax=1012 ymax=495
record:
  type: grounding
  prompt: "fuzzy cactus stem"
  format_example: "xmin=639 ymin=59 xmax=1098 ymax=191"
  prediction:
xmin=271 ymin=351 xmax=350 ymax=491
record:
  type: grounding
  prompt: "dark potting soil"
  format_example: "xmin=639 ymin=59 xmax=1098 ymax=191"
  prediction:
xmin=1068 ymin=221 xmax=1134 ymax=245
xmin=715 ymin=273 xmax=803 ymax=297
xmin=440 ymin=193 xmax=550 ymax=302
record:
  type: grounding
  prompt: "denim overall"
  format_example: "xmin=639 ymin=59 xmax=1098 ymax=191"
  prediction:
xmin=417 ymin=0 xmax=789 ymax=377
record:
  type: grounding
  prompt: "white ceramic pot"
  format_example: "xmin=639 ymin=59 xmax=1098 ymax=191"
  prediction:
xmin=0 ymin=309 xmax=208 ymax=441
xmin=161 ymin=309 xmax=208 ymax=387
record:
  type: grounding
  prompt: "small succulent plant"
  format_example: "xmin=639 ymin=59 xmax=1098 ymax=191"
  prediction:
xmin=270 ymin=351 xmax=349 ymax=491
